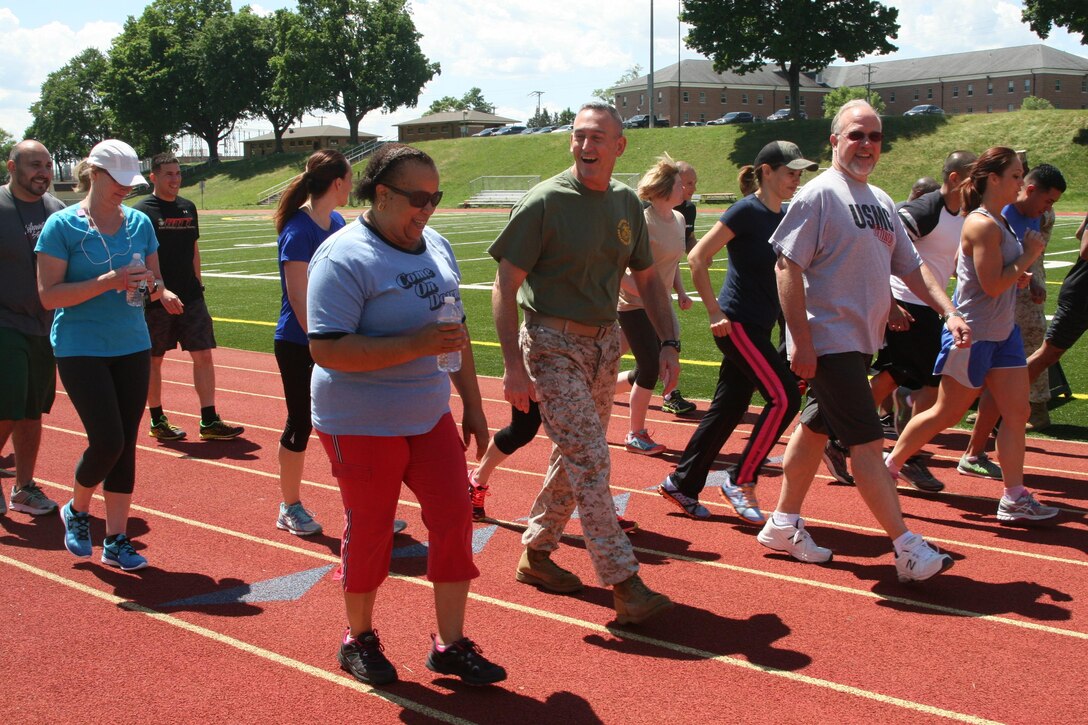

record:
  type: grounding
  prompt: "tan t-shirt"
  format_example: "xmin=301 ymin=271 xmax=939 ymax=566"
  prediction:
xmin=618 ymin=206 xmax=685 ymax=312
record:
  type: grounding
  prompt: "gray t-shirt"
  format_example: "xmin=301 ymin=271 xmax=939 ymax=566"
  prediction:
xmin=952 ymin=208 xmax=1022 ymax=342
xmin=0 ymin=186 xmax=67 ymax=336
xmin=773 ymin=168 xmax=922 ymax=357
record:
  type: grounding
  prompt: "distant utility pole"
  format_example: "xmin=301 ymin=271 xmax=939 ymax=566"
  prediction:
xmin=649 ymin=0 xmax=655 ymax=127
xmin=529 ymin=90 xmax=544 ymax=120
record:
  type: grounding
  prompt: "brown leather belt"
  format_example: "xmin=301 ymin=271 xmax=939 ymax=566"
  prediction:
xmin=525 ymin=312 xmax=615 ymax=340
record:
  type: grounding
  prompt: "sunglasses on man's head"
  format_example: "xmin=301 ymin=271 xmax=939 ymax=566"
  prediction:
xmin=384 ymin=183 xmax=443 ymax=208
xmin=843 ymin=130 xmax=884 ymax=143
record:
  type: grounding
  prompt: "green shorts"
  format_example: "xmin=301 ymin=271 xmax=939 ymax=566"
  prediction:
xmin=0 ymin=327 xmax=56 ymax=421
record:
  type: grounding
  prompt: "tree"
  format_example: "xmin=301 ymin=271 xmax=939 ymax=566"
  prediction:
xmin=426 ymin=87 xmax=495 ymax=115
xmin=681 ymin=0 xmax=899 ymax=121
xmin=1022 ymin=0 xmax=1087 ymax=44
xmin=527 ymin=109 xmax=553 ymax=128
xmin=555 ymin=108 xmax=576 ymax=125
xmin=25 ymin=48 xmax=115 ymax=164
xmin=821 ymin=86 xmax=886 ymax=119
xmin=104 ymin=0 xmax=267 ymax=161
xmin=1021 ymin=96 xmax=1055 ymax=110
xmin=593 ymin=64 xmax=643 ymax=103
xmin=251 ymin=9 xmax=327 ymax=153
xmin=299 ymin=0 xmax=440 ymax=144
xmin=0 ymin=128 xmax=14 ymax=183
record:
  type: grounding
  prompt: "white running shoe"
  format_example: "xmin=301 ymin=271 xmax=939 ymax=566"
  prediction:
xmin=894 ymin=534 xmax=954 ymax=583
xmin=757 ymin=517 xmax=832 ymax=563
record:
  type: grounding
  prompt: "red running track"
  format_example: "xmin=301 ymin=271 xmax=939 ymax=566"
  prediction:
xmin=1 ymin=347 xmax=1085 ymax=724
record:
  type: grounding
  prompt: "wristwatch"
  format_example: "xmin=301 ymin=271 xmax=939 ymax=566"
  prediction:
xmin=660 ymin=339 xmax=681 ymax=353
xmin=939 ymin=310 xmax=964 ymax=323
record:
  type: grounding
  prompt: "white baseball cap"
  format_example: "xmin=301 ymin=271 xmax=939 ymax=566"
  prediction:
xmin=87 ymin=139 xmax=148 ymax=187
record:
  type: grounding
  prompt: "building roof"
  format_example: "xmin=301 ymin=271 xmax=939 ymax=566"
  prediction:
xmin=614 ymin=59 xmax=827 ymax=90
xmin=821 ymin=44 xmax=1088 ymax=87
xmin=245 ymin=125 xmax=376 ymax=143
xmin=396 ymin=110 xmax=519 ymax=127
xmin=613 ymin=44 xmax=1088 ymax=92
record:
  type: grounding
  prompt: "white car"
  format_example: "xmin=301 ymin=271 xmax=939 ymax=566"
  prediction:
xmin=550 ymin=124 xmax=573 ymax=133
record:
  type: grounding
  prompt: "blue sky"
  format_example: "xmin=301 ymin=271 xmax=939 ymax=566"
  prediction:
xmin=2 ymin=1 xmax=1084 ymax=151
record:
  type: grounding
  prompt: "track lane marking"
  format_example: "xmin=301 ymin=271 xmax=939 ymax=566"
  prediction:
xmin=0 ymin=554 xmax=476 ymax=725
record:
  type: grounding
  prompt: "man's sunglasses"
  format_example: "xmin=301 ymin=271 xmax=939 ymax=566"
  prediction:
xmin=843 ymin=130 xmax=884 ymax=143
xmin=384 ymin=183 xmax=443 ymax=208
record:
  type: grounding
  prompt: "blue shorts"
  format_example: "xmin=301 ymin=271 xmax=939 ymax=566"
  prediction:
xmin=933 ymin=325 xmax=1025 ymax=389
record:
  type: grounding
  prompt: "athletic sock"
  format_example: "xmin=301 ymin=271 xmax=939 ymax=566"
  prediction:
xmin=892 ymin=530 xmax=917 ymax=555
xmin=771 ymin=511 xmax=799 ymax=528
xmin=1003 ymin=485 xmax=1027 ymax=502
xmin=884 ymin=453 xmax=901 ymax=478
xmin=150 ymin=406 xmax=164 ymax=423
xmin=200 ymin=406 xmax=218 ymax=425
xmin=433 ymin=639 xmax=449 ymax=653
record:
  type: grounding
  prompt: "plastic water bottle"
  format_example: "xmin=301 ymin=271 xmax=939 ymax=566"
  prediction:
xmin=436 ymin=296 xmax=462 ymax=372
xmin=126 ymin=253 xmax=147 ymax=307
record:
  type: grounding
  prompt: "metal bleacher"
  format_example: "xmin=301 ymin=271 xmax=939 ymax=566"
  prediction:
xmin=460 ymin=173 xmax=643 ymax=208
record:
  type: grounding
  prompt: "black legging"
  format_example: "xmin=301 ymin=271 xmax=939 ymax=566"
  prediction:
xmin=617 ymin=308 xmax=660 ymax=389
xmin=57 ymin=351 xmax=151 ymax=495
xmin=493 ymin=400 xmax=541 ymax=455
xmin=275 ymin=339 xmax=314 ymax=452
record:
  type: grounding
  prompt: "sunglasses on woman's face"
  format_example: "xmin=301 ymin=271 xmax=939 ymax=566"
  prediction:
xmin=384 ymin=183 xmax=443 ymax=208
xmin=843 ymin=130 xmax=884 ymax=143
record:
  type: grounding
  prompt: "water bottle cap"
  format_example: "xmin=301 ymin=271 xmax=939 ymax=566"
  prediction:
xmin=132 ymin=253 xmax=142 ymax=261
xmin=443 ymin=296 xmax=455 ymax=303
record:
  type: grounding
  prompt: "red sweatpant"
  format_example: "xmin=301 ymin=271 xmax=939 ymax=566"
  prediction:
xmin=318 ymin=413 xmax=479 ymax=593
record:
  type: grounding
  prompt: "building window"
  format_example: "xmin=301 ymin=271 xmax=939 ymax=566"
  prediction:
xmin=987 ymin=105 xmax=993 ymax=113
xmin=1008 ymin=103 xmax=1015 ymax=111
xmin=953 ymin=86 xmax=959 ymax=98
xmin=720 ymin=92 xmax=727 ymax=103
xmin=890 ymin=91 xmax=895 ymax=103
xmin=1008 ymin=81 xmax=1015 ymax=93
xmin=622 ymin=96 xmax=627 ymax=107
xmin=640 ymin=93 xmax=644 ymax=105
xmin=756 ymin=94 xmax=763 ymax=105
xmin=987 ymin=82 xmax=993 ymax=95
xmin=967 ymin=84 xmax=973 ymax=96
xmin=913 ymin=89 xmax=919 ymax=101
xmin=966 ymin=107 xmax=973 ymax=114
xmin=1083 ymin=78 xmax=1088 ymax=92
xmin=928 ymin=88 xmax=933 ymax=99
xmin=682 ymin=112 xmax=689 ymax=123
xmin=1055 ymin=79 xmax=1061 ymax=91
xmin=742 ymin=93 xmax=748 ymax=104
xmin=1024 ymin=79 xmax=1031 ymax=92
xmin=699 ymin=91 xmax=706 ymax=104
xmin=699 ymin=113 xmax=706 ymax=122
xmin=784 ymin=95 xmax=791 ymax=106
xmin=800 ymin=96 xmax=806 ymax=106
xmin=657 ymin=91 xmax=663 ymax=102
xmin=682 ymin=91 xmax=689 ymax=103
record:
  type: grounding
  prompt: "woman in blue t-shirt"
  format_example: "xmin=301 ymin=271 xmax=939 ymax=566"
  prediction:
xmin=659 ymin=141 xmax=816 ymax=524
xmin=271 ymin=149 xmax=351 ymax=537
xmin=36 ymin=139 xmax=164 ymax=571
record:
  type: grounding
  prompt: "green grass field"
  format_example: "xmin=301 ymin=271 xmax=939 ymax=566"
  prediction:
xmin=197 ymin=210 xmax=1087 ymax=441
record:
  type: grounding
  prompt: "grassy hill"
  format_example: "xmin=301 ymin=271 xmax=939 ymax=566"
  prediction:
xmin=186 ymin=110 xmax=1088 ymax=211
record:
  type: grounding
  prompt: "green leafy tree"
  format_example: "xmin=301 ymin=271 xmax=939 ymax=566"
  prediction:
xmin=25 ymin=48 xmax=115 ymax=164
xmin=1022 ymin=0 xmax=1087 ymax=43
xmin=556 ymin=108 xmax=576 ymax=125
xmin=104 ymin=0 xmax=267 ymax=161
xmin=1021 ymin=96 xmax=1055 ymax=110
xmin=821 ymin=86 xmax=886 ymax=119
xmin=426 ymin=88 xmax=494 ymax=115
xmin=299 ymin=0 xmax=440 ymax=144
xmin=681 ymin=0 xmax=899 ymax=121
xmin=593 ymin=64 xmax=643 ymax=103
xmin=0 ymin=128 xmax=14 ymax=183
xmin=252 ymin=9 xmax=326 ymax=153
xmin=527 ymin=109 xmax=553 ymax=128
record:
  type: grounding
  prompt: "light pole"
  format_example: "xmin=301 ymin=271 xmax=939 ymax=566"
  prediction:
xmin=648 ymin=0 xmax=655 ymax=128
xmin=461 ymin=109 xmax=468 ymax=138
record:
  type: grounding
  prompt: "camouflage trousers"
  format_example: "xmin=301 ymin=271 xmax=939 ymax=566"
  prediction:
xmin=519 ymin=322 xmax=639 ymax=586
xmin=1015 ymin=257 xmax=1050 ymax=404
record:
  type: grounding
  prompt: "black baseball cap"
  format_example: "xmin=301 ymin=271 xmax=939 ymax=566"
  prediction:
xmin=754 ymin=141 xmax=818 ymax=171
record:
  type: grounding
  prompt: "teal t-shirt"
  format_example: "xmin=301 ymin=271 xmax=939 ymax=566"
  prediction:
xmin=35 ymin=205 xmax=158 ymax=357
xmin=488 ymin=169 xmax=653 ymax=327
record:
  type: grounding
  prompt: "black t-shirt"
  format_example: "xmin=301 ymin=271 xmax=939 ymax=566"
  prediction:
xmin=674 ymin=199 xmax=697 ymax=240
xmin=133 ymin=194 xmax=202 ymax=306
xmin=716 ymin=194 xmax=785 ymax=330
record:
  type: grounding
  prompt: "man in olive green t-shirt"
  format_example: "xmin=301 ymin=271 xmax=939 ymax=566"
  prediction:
xmin=488 ymin=102 xmax=680 ymax=625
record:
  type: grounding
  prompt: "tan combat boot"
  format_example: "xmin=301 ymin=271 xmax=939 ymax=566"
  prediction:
xmin=1026 ymin=402 xmax=1050 ymax=431
xmin=516 ymin=547 xmax=583 ymax=593
xmin=613 ymin=573 xmax=673 ymax=624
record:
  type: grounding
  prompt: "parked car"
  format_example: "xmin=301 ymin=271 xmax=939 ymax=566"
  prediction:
xmin=904 ymin=104 xmax=944 ymax=116
xmin=550 ymin=124 xmax=573 ymax=133
xmin=472 ymin=127 xmax=499 ymax=137
xmin=623 ymin=114 xmax=671 ymax=128
xmin=492 ymin=125 xmax=527 ymax=136
xmin=528 ymin=125 xmax=555 ymax=134
xmin=767 ymin=108 xmax=807 ymax=121
xmin=707 ymin=111 xmax=754 ymax=125
xmin=681 ymin=121 xmax=705 ymax=127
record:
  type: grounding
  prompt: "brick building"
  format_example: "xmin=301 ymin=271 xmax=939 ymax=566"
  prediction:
xmin=243 ymin=125 xmax=377 ymax=157
xmin=613 ymin=44 xmax=1088 ymax=124
xmin=395 ymin=110 xmax=519 ymax=141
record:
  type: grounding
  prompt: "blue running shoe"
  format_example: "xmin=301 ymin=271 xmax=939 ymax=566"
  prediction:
xmin=101 ymin=534 xmax=148 ymax=571
xmin=60 ymin=500 xmax=92 ymax=558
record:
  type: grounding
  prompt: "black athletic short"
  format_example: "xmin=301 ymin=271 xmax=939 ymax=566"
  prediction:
xmin=1046 ymin=281 xmax=1088 ymax=351
xmin=799 ymin=351 xmax=884 ymax=447
xmin=871 ymin=300 xmax=943 ymax=389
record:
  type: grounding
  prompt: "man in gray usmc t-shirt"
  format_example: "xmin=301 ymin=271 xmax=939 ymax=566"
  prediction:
xmin=0 ymin=140 xmax=66 ymax=516
xmin=762 ymin=100 xmax=971 ymax=583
